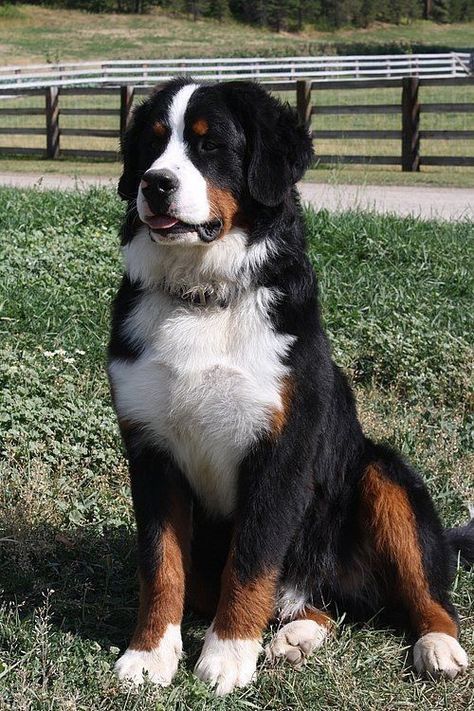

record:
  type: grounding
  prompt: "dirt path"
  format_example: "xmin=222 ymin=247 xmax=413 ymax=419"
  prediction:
xmin=0 ymin=171 xmax=472 ymax=221
xmin=299 ymin=182 xmax=473 ymax=221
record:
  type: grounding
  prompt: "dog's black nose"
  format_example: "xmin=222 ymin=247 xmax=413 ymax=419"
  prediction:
xmin=142 ymin=169 xmax=178 ymax=196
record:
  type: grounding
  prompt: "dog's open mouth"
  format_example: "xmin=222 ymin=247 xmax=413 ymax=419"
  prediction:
xmin=145 ymin=214 xmax=223 ymax=243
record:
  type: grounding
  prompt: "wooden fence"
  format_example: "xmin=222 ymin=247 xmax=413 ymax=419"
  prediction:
xmin=0 ymin=77 xmax=473 ymax=170
xmin=301 ymin=76 xmax=474 ymax=169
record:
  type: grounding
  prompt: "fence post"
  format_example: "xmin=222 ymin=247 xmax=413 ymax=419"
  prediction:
xmin=45 ymin=86 xmax=60 ymax=159
xmin=120 ymin=85 xmax=134 ymax=143
xmin=401 ymin=77 xmax=420 ymax=172
xmin=296 ymin=79 xmax=312 ymax=132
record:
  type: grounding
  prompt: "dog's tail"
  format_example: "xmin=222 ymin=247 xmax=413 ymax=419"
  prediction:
xmin=445 ymin=509 xmax=474 ymax=567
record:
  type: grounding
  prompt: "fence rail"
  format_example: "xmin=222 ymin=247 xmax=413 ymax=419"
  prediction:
xmin=0 ymin=76 xmax=473 ymax=171
xmin=0 ymin=53 xmax=471 ymax=90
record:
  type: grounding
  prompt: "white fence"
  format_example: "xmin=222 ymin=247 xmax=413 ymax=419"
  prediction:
xmin=0 ymin=53 xmax=472 ymax=90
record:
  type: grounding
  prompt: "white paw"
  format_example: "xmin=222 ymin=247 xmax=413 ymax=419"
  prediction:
xmin=265 ymin=619 xmax=329 ymax=669
xmin=413 ymin=632 xmax=469 ymax=680
xmin=115 ymin=624 xmax=182 ymax=686
xmin=194 ymin=624 xmax=261 ymax=696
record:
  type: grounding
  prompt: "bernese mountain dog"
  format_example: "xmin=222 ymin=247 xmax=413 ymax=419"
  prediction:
xmin=108 ymin=78 xmax=472 ymax=695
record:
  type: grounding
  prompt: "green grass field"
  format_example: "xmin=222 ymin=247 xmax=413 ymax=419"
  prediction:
xmin=1 ymin=5 xmax=473 ymax=66
xmin=0 ymin=187 xmax=473 ymax=709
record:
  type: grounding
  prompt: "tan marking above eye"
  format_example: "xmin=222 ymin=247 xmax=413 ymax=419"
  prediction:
xmin=192 ymin=119 xmax=209 ymax=136
xmin=152 ymin=121 xmax=167 ymax=137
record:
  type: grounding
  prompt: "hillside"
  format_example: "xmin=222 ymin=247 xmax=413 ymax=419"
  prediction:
xmin=0 ymin=4 xmax=473 ymax=66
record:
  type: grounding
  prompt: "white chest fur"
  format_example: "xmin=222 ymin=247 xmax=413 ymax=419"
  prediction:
xmin=109 ymin=287 xmax=294 ymax=517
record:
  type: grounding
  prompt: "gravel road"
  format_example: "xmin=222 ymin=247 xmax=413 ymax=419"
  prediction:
xmin=0 ymin=171 xmax=472 ymax=221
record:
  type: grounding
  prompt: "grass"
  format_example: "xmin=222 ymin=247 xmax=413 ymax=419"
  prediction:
xmin=1 ymin=5 xmax=473 ymax=66
xmin=0 ymin=187 xmax=473 ymax=709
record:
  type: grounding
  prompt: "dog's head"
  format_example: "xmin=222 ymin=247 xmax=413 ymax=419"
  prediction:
xmin=119 ymin=79 xmax=314 ymax=245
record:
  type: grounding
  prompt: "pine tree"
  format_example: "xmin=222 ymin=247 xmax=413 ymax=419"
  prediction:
xmin=432 ymin=0 xmax=450 ymax=22
xmin=266 ymin=0 xmax=290 ymax=31
xmin=206 ymin=0 xmax=227 ymax=20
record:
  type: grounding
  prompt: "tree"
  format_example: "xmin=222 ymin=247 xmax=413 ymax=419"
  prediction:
xmin=182 ymin=0 xmax=207 ymax=20
xmin=287 ymin=0 xmax=319 ymax=32
xmin=206 ymin=0 xmax=227 ymax=20
xmin=432 ymin=0 xmax=450 ymax=22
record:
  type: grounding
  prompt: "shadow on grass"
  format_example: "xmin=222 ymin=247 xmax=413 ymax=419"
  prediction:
xmin=0 ymin=516 xmax=137 ymax=648
xmin=5 ymin=511 xmax=462 ymax=678
xmin=0 ymin=514 xmax=212 ymax=668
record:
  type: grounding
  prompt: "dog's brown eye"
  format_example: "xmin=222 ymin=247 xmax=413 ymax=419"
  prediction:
xmin=201 ymin=139 xmax=219 ymax=153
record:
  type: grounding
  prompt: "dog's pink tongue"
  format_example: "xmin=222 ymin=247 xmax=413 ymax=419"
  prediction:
xmin=147 ymin=215 xmax=179 ymax=230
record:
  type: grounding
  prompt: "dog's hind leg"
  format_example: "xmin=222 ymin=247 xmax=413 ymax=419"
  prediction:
xmin=265 ymin=605 xmax=333 ymax=669
xmin=361 ymin=461 xmax=469 ymax=679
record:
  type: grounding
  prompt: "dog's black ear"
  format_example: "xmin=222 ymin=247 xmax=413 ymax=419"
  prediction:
xmin=118 ymin=99 xmax=151 ymax=201
xmin=224 ymin=83 xmax=314 ymax=207
xmin=118 ymin=144 xmax=137 ymax=202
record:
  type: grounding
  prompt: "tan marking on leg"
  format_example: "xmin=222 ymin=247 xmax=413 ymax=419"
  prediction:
xmin=213 ymin=556 xmax=276 ymax=640
xmin=416 ymin=601 xmax=458 ymax=637
xmin=131 ymin=494 xmax=191 ymax=651
xmin=301 ymin=607 xmax=334 ymax=631
xmin=362 ymin=464 xmax=457 ymax=638
xmin=270 ymin=376 xmax=295 ymax=436
xmin=192 ymin=118 xmax=209 ymax=136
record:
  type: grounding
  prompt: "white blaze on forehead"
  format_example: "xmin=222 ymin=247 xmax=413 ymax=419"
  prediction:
xmin=168 ymin=83 xmax=199 ymax=141
xmin=137 ymin=82 xmax=210 ymax=228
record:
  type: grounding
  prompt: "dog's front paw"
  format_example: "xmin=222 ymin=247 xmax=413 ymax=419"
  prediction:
xmin=115 ymin=624 xmax=182 ymax=686
xmin=413 ymin=632 xmax=468 ymax=680
xmin=265 ymin=619 xmax=329 ymax=669
xmin=194 ymin=625 xmax=261 ymax=696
